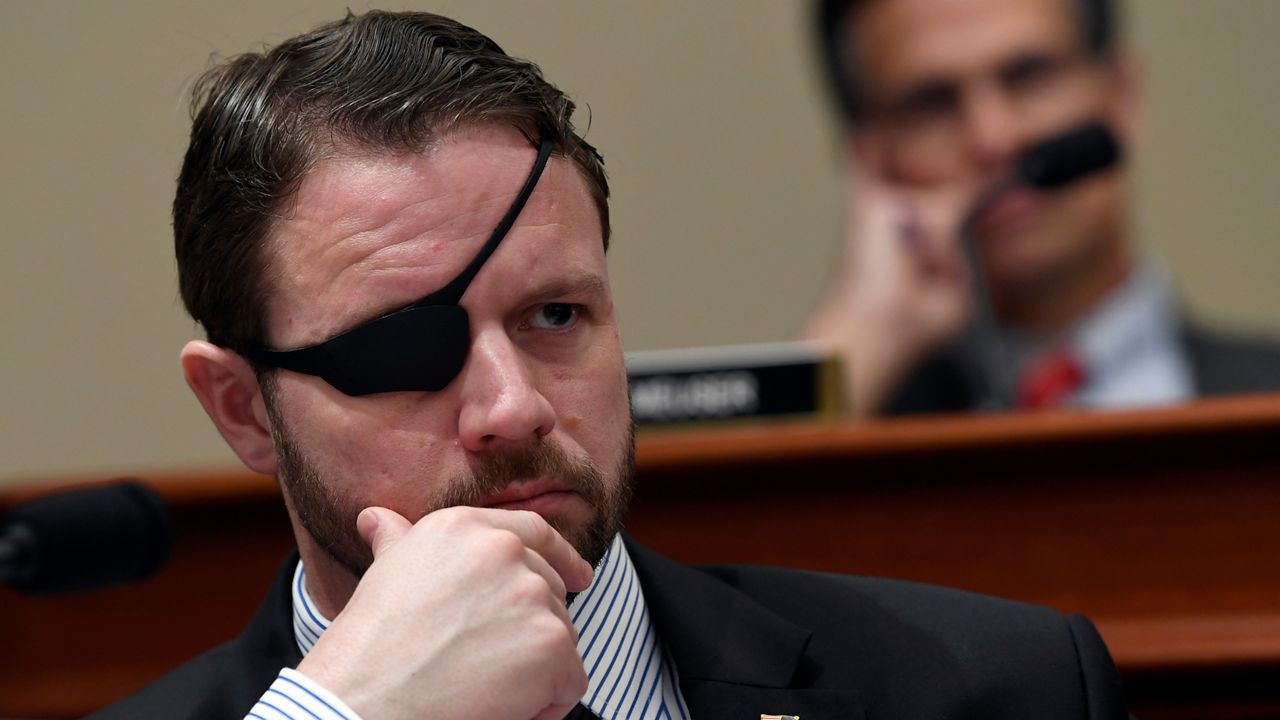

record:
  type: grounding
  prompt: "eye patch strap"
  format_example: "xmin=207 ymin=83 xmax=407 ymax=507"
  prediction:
xmin=418 ymin=132 xmax=556 ymax=307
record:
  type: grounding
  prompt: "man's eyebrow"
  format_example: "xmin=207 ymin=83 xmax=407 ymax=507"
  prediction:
xmin=525 ymin=273 xmax=609 ymax=303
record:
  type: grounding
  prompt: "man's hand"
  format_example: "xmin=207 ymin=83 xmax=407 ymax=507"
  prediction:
xmin=296 ymin=505 xmax=594 ymax=720
xmin=804 ymin=160 xmax=973 ymax=416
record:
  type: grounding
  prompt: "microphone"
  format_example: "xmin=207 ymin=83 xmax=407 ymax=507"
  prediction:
xmin=1017 ymin=122 xmax=1122 ymax=189
xmin=956 ymin=122 xmax=1124 ymax=409
xmin=0 ymin=481 xmax=173 ymax=594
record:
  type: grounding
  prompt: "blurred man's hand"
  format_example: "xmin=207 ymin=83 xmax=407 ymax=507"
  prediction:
xmin=804 ymin=155 xmax=972 ymax=415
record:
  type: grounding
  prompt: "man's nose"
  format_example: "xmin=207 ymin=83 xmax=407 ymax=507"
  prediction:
xmin=456 ymin=328 xmax=556 ymax=453
xmin=961 ymin=84 xmax=1028 ymax=177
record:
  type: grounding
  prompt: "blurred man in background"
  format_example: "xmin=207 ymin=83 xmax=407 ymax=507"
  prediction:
xmin=804 ymin=0 xmax=1280 ymax=415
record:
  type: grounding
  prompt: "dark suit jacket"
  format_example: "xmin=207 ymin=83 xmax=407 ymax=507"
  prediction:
xmin=91 ymin=539 xmax=1128 ymax=719
xmin=886 ymin=323 xmax=1280 ymax=415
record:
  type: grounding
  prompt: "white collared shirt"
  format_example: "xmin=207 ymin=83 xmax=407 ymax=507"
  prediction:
xmin=247 ymin=534 xmax=691 ymax=720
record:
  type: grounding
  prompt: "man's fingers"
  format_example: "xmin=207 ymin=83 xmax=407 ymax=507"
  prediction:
xmin=358 ymin=506 xmax=413 ymax=558
xmin=524 ymin=547 xmax=572 ymax=608
xmin=365 ymin=505 xmax=594 ymax=592
xmin=490 ymin=510 xmax=594 ymax=592
xmin=903 ymin=182 xmax=975 ymax=241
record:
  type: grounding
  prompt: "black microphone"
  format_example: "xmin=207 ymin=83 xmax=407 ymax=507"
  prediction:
xmin=0 ymin=481 xmax=173 ymax=594
xmin=956 ymin=122 xmax=1125 ymax=409
xmin=1017 ymin=122 xmax=1122 ymax=189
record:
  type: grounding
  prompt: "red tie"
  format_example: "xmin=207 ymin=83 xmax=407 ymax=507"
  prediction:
xmin=1017 ymin=347 xmax=1085 ymax=410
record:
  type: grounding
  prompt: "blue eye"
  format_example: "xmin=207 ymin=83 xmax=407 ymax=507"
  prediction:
xmin=529 ymin=303 xmax=580 ymax=331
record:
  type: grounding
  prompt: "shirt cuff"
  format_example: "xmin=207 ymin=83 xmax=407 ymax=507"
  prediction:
xmin=245 ymin=668 xmax=364 ymax=720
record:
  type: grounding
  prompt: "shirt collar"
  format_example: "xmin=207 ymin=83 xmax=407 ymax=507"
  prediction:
xmin=291 ymin=533 xmax=689 ymax=720
xmin=1068 ymin=263 xmax=1181 ymax=373
xmin=999 ymin=264 xmax=1177 ymax=371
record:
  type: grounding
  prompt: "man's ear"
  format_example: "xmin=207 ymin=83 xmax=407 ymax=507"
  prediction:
xmin=180 ymin=340 xmax=279 ymax=475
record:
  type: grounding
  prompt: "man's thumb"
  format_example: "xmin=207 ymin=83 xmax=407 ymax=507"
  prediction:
xmin=357 ymin=506 xmax=412 ymax=557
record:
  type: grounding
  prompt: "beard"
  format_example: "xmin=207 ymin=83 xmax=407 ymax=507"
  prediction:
xmin=263 ymin=386 xmax=635 ymax=579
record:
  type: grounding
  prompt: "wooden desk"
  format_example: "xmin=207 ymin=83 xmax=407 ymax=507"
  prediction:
xmin=4 ymin=394 xmax=1280 ymax=718
xmin=627 ymin=394 xmax=1280 ymax=719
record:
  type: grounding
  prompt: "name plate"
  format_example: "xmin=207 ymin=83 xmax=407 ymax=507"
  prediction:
xmin=626 ymin=342 xmax=843 ymax=426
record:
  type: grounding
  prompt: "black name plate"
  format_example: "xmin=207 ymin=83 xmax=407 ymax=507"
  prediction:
xmin=626 ymin=342 xmax=842 ymax=427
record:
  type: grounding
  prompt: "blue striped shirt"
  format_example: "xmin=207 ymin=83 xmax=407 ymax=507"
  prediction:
xmin=246 ymin=534 xmax=691 ymax=719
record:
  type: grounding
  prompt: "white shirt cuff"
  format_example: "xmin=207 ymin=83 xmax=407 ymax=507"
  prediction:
xmin=245 ymin=668 xmax=364 ymax=720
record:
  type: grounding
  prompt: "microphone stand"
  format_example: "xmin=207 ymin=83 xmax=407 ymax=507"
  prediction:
xmin=955 ymin=179 xmax=1019 ymax=411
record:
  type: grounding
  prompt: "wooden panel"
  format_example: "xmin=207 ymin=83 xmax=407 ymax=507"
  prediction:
xmin=4 ymin=394 xmax=1280 ymax=717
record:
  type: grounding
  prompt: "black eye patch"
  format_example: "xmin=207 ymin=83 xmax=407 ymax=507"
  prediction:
xmin=245 ymin=133 xmax=555 ymax=396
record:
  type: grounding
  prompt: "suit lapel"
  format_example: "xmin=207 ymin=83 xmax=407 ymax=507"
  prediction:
xmin=624 ymin=537 xmax=866 ymax=720
xmin=230 ymin=552 xmax=305 ymax=699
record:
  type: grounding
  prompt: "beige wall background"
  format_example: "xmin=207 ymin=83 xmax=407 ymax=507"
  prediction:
xmin=2 ymin=1 xmax=1277 ymax=483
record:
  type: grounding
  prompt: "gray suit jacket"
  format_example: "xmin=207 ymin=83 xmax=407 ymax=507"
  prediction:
xmin=91 ymin=539 xmax=1129 ymax=719
xmin=1182 ymin=325 xmax=1280 ymax=396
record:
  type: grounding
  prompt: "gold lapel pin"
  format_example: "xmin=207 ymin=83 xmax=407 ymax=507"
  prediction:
xmin=760 ymin=715 xmax=800 ymax=720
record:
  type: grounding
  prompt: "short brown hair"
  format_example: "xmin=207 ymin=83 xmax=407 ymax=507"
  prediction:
xmin=174 ymin=10 xmax=610 ymax=353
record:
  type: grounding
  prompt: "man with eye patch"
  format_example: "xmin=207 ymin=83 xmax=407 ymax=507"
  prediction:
xmin=805 ymin=0 xmax=1280 ymax=415
xmin=91 ymin=9 xmax=1129 ymax=720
